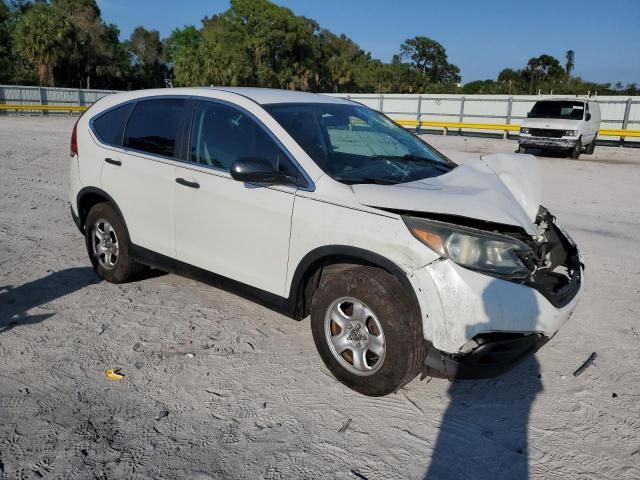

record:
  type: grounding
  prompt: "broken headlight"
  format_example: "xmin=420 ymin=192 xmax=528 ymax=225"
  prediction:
xmin=403 ymin=216 xmax=533 ymax=279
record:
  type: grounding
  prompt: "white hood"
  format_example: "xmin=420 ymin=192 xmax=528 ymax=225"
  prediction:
xmin=520 ymin=118 xmax=581 ymax=130
xmin=352 ymin=153 xmax=542 ymax=235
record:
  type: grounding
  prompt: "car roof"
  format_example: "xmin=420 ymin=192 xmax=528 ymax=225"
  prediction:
xmin=197 ymin=87 xmax=351 ymax=106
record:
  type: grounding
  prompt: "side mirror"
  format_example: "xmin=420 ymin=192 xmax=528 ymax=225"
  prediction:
xmin=586 ymin=113 xmax=592 ymax=121
xmin=230 ymin=157 xmax=297 ymax=186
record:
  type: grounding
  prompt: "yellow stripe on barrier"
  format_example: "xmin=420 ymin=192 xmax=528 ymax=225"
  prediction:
xmin=598 ymin=128 xmax=640 ymax=138
xmin=0 ymin=104 xmax=88 ymax=111
xmin=395 ymin=119 xmax=640 ymax=137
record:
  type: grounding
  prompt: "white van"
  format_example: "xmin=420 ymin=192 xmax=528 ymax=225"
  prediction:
xmin=518 ymin=98 xmax=601 ymax=159
xmin=69 ymin=88 xmax=583 ymax=396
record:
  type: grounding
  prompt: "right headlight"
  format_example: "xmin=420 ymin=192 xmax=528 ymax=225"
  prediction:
xmin=403 ymin=216 xmax=534 ymax=279
xmin=520 ymin=127 xmax=530 ymax=134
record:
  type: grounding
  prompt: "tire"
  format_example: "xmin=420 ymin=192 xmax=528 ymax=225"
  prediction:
xmin=85 ymin=202 xmax=147 ymax=283
xmin=570 ymin=138 xmax=582 ymax=159
xmin=585 ymin=137 xmax=596 ymax=155
xmin=517 ymin=145 xmax=527 ymax=154
xmin=310 ymin=266 xmax=425 ymax=396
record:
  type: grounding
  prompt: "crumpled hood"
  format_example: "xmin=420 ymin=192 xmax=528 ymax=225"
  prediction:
xmin=352 ymin=153 xmax=542 ymax=235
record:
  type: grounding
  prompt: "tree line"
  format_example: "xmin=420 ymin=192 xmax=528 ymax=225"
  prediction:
xmin=0 ymin=0 xmax=637 ymax=95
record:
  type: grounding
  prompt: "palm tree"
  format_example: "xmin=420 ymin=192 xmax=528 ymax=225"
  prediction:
xmin=14 ymin=3 xmax=68 ymax=86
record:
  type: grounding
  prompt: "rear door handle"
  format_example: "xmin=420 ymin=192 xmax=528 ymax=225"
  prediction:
xmin=175 ymin=177 xmax=200 ymax=189
xmin=105 ymin=158 xmax=121 ymax=166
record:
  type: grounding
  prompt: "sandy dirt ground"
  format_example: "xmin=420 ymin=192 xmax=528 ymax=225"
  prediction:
xmin=1 ymin=116 xmax=639 ymax=479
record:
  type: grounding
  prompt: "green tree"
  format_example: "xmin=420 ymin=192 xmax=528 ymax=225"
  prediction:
xmin=0 ymin=0 xmax=14 ymax=83
xmin=125 ymin=26 xmax=167 ymax=88
xmin=565 ymin=50 xmax=575 ymax=78
xmin=13 ymin=2 xmax=69 ymax=85
xmin=399 ymin=36 xmax=461 ymax=84
xmin=165 ymin=26 xmax=202 ymax=86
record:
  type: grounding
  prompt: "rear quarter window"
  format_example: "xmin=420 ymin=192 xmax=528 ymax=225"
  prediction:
xmin=92 ymin=102 xmax=135 ymax=146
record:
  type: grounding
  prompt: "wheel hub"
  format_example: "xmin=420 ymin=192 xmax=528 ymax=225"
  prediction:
xmin=324 ymin=297 xmax=386 ymax=376
xmin=91 ymin=218 xmax=119 ymax=270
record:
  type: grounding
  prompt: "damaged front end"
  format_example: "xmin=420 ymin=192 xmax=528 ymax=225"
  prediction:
xmin=400 ymin=207 xmax=583 ymax=380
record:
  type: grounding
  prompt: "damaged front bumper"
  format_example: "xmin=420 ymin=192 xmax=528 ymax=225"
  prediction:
xmin=519 ymin=135 xmax=577 ymax=149
xmin=411 ymin=212 xmax=583 ymax=380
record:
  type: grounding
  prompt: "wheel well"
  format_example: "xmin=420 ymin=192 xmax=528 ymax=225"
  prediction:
xmin=77 ymin=190 xmax=109 ymax=231
xmin=291 ymin=251 xmax=419 ymax=321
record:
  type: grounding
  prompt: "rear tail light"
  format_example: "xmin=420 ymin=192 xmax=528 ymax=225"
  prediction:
xmin=70 ymin=119 xmax=79 ymax=157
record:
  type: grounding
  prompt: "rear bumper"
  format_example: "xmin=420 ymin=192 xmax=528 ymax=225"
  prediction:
xmin=519 ymin=135 xmax=577 ymax=149
xmin=423 ymin=333 xmax=549 ymax=379
xmin=70 ymin=204 xmax=83 ymax=234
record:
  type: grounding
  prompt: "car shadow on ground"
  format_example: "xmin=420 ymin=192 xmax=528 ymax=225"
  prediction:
xmin=424 ymin=279 xmax=543 ymax=479
xmin=0 ymin=267 xmax=101 ymax=333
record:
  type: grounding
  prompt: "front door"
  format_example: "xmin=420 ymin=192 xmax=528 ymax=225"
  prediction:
xmin=174 ymin=100 xmax=298 ymax=296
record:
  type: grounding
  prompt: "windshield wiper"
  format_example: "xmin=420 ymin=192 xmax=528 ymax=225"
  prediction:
xmin=334 ymin=176 xmax=399 ymax=185
xmin=372 ymin=154 xmax=452 ymax=170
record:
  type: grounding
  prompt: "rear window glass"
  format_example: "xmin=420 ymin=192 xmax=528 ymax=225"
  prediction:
xmin=92 ymin=103 xmax=134 ymax=146
xmin=124 ymin=99 xmax=187 ymax=158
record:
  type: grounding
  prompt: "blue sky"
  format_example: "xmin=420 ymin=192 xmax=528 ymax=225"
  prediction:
xmin=97 ymin=0 xmax=640 ymax=85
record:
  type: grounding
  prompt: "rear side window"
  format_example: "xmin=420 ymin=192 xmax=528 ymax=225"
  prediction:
xmin=92 ymin=103 xmax=134 ymax=146
xmin=124 ymin=98 xmax=187 ymax=158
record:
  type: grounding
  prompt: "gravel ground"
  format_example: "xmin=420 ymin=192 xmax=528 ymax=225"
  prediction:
xmin=1 ymin=116 xmax=639 ymax=479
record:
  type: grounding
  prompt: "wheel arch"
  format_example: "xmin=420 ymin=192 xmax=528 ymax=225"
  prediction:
xmin=287 ymin=246 xmax=421 ymax=321
xmin=76 ymin=187 xmax=125 ymax=233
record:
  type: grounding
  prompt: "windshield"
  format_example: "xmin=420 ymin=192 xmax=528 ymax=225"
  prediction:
xmin=264 ymin=102 xmax=454 ymax=185
xmin=529 ymin=101 xmax=585 ymax=120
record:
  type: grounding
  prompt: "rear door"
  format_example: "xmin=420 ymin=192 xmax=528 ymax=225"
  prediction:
xmin=100 ymin=97 xmax=190 ymax=258
xmin=173 ymin=99 xmax=298 ymax=296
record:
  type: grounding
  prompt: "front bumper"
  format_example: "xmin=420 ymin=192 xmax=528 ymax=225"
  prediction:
xmin=411 ymin=214 xmax=583 ymax=379
xmin=519 ymin=135 xmax=577 ymax=149
xmin=423 ymin=332 xmax=550 ymax=379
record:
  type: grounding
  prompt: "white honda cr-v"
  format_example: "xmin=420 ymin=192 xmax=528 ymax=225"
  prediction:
xmin=69 ymin=87 xmax=583 ymax=396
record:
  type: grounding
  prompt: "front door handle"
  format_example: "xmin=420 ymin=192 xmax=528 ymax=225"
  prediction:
xmin=175 ymin=177 xmax=200 ymax=189
xmin=105 ymin=158 xmax=121 ymax=166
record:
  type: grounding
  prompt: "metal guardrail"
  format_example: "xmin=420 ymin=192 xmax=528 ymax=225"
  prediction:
xmin=2 ymin=86 xmax=639 ymax=141
xmin=337 ymin=93 xmax=640 ymax=142
xmin=4 ymin=103 xmax=637 ymax=138
xmin=394 ymin=119 xmax=640 ymax=137
xmin=0 ymin=104 xmax=88 ymax=112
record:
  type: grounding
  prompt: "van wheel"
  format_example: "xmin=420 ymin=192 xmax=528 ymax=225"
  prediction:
xmin=85 ymin=203 xmax=147 ymax=283
xmin=310 ymin=266 xmax=425 ymax=396
xmin=570 ymin=138 xmax=582 ymax=159
xmin=517 ymin=145 xmax=527 ymax=154
xmin=585 ymin=137 xmax=596 ymax=155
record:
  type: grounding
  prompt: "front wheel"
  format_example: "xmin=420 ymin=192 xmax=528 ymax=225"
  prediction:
xmin=310 ymin=266 xmax=425 ymax=396
xmin=517 ymin=145 xmax=527 ymax=154
xmin=570 ymin=138 xmax=582 ymax=159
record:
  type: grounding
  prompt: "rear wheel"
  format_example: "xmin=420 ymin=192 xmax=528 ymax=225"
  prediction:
xmin=310 ymin=266 xmax=425 ymax=396
xmin=85 ymin=203 xmax=147 ymax=283
xmin=570 ymin=138 xmax=582 ymax=159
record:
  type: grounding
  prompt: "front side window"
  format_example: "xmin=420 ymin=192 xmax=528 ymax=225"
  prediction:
xmin=124 ymin=98 xmax=187 ymax=158
xmin=529 ymin=101 xmax=585 ymax=120
xmin=189 ymin=101 xmax=297 ymax=176
xmin=92 ymin=102 xmax=134 ymax=146
xmin=265 ymin=103 xmax=453 ymax=185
